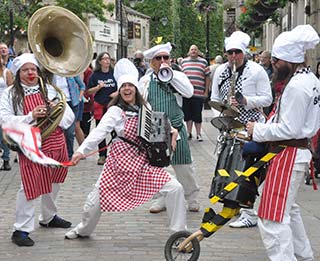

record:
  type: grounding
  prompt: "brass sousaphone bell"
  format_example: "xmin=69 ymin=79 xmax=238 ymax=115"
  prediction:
xmin=28 ymin=6 xmax=92 ymax=140
xmin=4 ymin=6 xmax=93 ymax=150
xmin=28 ymin=6 xmax=93 ymax=77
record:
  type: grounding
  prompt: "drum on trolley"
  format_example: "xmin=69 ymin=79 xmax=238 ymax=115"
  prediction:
xmin=208 ymin=116 xmax=263 ymax=208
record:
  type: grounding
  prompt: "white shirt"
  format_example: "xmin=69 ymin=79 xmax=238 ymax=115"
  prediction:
xmin=138 ymin=70 xmax=193 ymax=107
xmin=211 ymin=60 xmax=272 ymax=111
xmin=0 ymin=83 xmax=74 ymax=130
xmin=77 ymin=106 xmax=126 ymax=155
xmin=52 ymin=75 xmax=70 ymax=101
xmin=253 ymin=71 xmax=320 ymax=163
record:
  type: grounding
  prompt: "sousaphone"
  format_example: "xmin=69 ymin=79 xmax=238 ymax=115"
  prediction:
xmin=28 ymin=6 xmax=93 ymax=76
xmin=4 ymin=6 xmax=93 ymax=150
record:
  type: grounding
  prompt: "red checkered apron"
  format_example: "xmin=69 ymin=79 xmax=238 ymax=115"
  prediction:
xmin=19 ymin=92 xmax=68 ymax=200
xmin=258 ymin=147 xmax=297 ymax=222
xmin=99 ymin=115 xmax=171 ymax=212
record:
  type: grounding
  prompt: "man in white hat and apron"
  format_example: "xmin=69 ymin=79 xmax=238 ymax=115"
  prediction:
xmin=247 ymin=24 xmax=320 ymax=261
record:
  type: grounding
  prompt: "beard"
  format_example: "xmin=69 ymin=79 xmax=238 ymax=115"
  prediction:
xmin=273 ymin=63 xmax=292 ymax=82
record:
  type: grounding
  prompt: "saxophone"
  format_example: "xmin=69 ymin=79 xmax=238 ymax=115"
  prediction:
xmin=227 ymin=60 xmax=237 ymax=102
xmin=226 ymin=60 xmax=240 ymax=115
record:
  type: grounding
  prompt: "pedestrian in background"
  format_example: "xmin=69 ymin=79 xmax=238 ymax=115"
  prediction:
xmin=87 ymin=52 xmax=118 ymax=165
xmin=181 ymin=45 xmax=210 ymax=142
xmin=81 ymin=65 xmax=94 ymax=138
xmin=0 ymin=55 xmax=13 ymax=170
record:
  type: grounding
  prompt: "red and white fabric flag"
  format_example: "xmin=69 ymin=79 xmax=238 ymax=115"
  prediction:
xmin=2 ymin=122 xmax=71 ymax=167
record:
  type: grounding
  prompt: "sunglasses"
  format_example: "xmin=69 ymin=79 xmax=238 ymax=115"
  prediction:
xmin=272 ymin=56 xmax=280 ymax=63
xmin=154 ymin=55 xmax=170 ymax=61
xmin=227 ymin=49 xmax=243 ymax=55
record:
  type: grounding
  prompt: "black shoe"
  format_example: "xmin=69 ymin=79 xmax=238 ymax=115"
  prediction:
xmin=11 ymin=231 xmax=34 ymax=247
xmin=0 ymin=160 xmax=11 ymax=171
xmin=39 ymin=215 xmax=72 ymax=228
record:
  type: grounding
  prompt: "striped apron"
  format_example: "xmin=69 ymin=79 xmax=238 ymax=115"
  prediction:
xmin=19 ymin=91 xmax=68 ymax=200
xmin=148 ymin=76 xmax=192 ymax=165
xmin=258 ymin=146 xmax=297 ymax=222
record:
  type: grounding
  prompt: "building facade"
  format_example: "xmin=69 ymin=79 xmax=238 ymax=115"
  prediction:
xmin=224 ymin=0 xmax=320 ymax=70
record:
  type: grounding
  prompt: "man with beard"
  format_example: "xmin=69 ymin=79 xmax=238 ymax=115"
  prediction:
xmin=246 ymin=24 xmax=320 ymax=260
xmin=211 ymin=31 xmax=272 ymax=228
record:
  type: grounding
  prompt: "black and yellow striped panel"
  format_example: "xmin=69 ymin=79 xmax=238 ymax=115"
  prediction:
xmin=210 ymin=145 xmax=285 ymax=205
xmin=200 ymin=207 xmax=240 ymax=238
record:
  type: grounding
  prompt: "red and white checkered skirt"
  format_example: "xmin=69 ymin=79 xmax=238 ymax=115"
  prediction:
xmin=99 ymin=115 xmax=171 ymax=212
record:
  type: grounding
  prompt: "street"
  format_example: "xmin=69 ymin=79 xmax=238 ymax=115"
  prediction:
xmin=0 ymin=109 xmax=319 ymax=261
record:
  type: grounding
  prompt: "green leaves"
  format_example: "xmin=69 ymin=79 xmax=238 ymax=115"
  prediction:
xmin=0 ymin=0 xmax=107 ymax=44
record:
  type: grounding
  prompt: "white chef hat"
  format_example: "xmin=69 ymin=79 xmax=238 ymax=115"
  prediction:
xmin=143 ymin=42 xmax=172 ymax=59
xmin=272 ymin=24 xmax=320 ymax=63
xmin=114 ymin=58 xmax=139 ymax=89
xmin=11 ymin=53 xmax=39 ymax=75
xmin=225 ymin=31 xmax=250 ymax=54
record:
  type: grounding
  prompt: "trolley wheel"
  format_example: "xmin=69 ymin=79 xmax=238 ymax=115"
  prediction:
xmin=164 ymin=230 xmax=200 ymax=261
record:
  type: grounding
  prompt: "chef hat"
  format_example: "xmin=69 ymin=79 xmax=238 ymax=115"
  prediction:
xmin=225 ymin=31 xmax=250 ymax=54
xmin=11 ymin=53 xmax=39 ymax=75
xmin=143 ymin=42 xmax=172 ymax=60
xmin=114 ymin=58 xmax=139 ymax=89
xmin=272 ymin=24 xmax=319 ymax=63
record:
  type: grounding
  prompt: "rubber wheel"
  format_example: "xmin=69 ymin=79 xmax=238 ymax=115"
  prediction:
xmin=164 ymin=230 xmax=200 ymax=261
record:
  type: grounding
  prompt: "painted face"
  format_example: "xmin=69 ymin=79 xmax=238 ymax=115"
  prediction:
xmin=226 ymin=49 xmax=245 ymax=69
xmin=19 ymin=63 xmax=39 ymax=86
xmin=151 ymin=52 xmax=170 ymax=73
xmin=119 ymin=82 xmax=136 ymax=105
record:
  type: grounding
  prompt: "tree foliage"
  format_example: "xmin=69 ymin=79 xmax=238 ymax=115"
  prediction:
xmin=0 ymin=0 xmax=107 ymax=45
xmin=125 ymin=0 xmax=224 ymax=59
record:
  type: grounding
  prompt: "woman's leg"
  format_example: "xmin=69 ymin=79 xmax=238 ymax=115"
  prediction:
xmin=65 ymin=183 xmax=102 ymax=238
xmin=159 ymin=175 xmax=187 ymax=232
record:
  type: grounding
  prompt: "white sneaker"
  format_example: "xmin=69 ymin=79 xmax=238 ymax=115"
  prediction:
xmin=65 ymin=229 xmax=83 ymax=239
xmin=229 ymin=216 xmax=257 ymax=228
xmin=149 ymin=196 xmax=166 ymax=214
xmin=196 ymin=135 xmax=203 ymax=142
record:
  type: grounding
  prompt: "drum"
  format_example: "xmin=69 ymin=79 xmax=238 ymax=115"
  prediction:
xmin=210 ymin=116 xmax=244 ymax=131
xmin=209 ymin=135 xmax=261 ymax=208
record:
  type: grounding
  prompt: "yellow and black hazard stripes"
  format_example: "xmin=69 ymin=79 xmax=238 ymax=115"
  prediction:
xmin=200 ymin=206 xmax=239 ymax=238
xmin=210 ymin=146 xmax=285 ymax=205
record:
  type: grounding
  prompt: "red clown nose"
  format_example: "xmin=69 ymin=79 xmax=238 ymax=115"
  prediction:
xmin=28 ymin=74 xmax=36 ymax=81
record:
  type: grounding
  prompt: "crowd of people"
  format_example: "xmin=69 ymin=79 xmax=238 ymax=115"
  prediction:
xmin=0 ymin=24 xmax=319 ymax=261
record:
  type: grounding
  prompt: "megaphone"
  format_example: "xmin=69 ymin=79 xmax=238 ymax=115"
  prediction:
xmin=157 ymin=64 xmax=173 ymax=83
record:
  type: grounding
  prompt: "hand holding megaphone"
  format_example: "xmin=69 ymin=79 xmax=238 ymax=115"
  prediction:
xmin=157 ymin=64 xmax=173 ymax=83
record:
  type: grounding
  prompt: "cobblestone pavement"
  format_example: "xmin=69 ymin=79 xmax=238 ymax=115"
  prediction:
xmin=0 ymin=109 xmax=319 ymax=261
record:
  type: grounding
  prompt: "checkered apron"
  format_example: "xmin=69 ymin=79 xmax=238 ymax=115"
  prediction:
xmin=99 ymin=114 xmax=171 ymax=212
xmin=19 ymin=89 xmax=68 ymax=200
xmin=218 ymin=64 xmax=261 ymax=124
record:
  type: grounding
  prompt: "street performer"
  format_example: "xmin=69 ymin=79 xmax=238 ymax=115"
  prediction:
xmin=138 ymin=42 xmax=200 ymax=213
xmin=246 ymin=24 xmax=320 ymax=261
xmin=0 ymin=53 xmax=75 ymax=247
xmin=211 ymin=31 xmax=273 ymax=228
xmin=64 ymin=59 xmax=186 ymax=240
